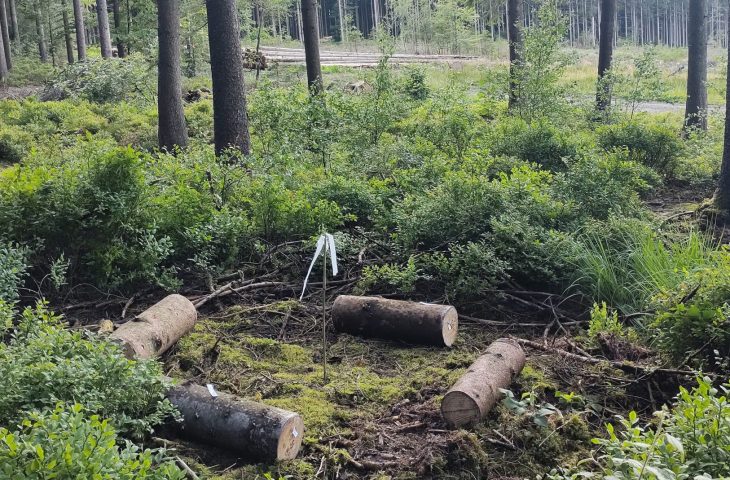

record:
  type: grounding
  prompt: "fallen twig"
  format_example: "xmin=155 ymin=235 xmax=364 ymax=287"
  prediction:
xmin=460 ymin=314 xmax=585 ymax=328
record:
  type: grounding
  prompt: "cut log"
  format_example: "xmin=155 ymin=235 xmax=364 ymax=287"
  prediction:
xmin=166 ymin=381 xmax=304 ymax=461
xmin=441 ymin=338 xmax=526 ymax=428
xmin=110 ymin=294 xmax=197 ymax=359
xmin=332 ymin=295 xmax=458 ymax=347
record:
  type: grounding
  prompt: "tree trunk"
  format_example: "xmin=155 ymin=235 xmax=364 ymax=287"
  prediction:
xmin=96 ymin=0 xmax=113 ymax=58
xmin=0 ymin=0 xmax=11 ymax=70
xmin=109 ymin=294 xmax=197 ymax=360
xmin=166 ymin=381 xmax=304 ymax=461
xmin=0 ymin=20 xmax=7 ymax=81
xmin=113 ymin=0 xmax=126 ymax=57
xmin=715 ymin=8 xmax=730 ymax=211
xmin=332 ymin=295 xmax=459 ymax=347
xmin=157 ymin=0 xmax=189 ymax=151
xmin=301 ymin=0 xmax=322 ymax=93
xmin=62 ymin=0 xmax=75 ymax=64
xmin=205 ymin=0 xmax=252 ymax=157
xmin=6 ymin=0 xmax=16 ymax=42
xmin=685 ymin=0 xmax=708 ymax=132
xmin=507 ymin=0 xmax=524 ymax=110
xmin=47 ymin=6 xmax=57 ymax=67
xmin=441 ymin=339 xmax=526 ymax=428
xmin=35 ymin=3 xmax=48 ymax=63
xmin=73 ymin=0 xmax=87 ymax=60
xmin=596 ymin=0 xmax=616 ymax=112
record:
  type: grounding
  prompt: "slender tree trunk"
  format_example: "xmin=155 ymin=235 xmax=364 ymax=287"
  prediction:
xmin=7 ymin=0 xmax=16 ymax=42
xmin=0 ymin=0 xmax=11 ymax=70
xmin=157 ymin=0 xmax=188 ymax=151
xmin=35 ymin=3 xmax=48 ymax=63
xmin=685 ymin=0 xmax=708 ymax=132
xmin=507 ymin=0 xmax=524 ymax=110
xmin=596 ymin=0 xmax=616 ymax=112
xmin=62 ymin=0 xmax=75 ymax=64
xmin=96 ymin=0 xmax=113 ymax=58
xmin=205 ymin=0 xmax=252 ymax=157
xmin=715 ymin=7 xmax=730 ymax=211
xmin=301 ymin=0 xmax=322 ymax=92
xmin=73 ymin=0 xmax=87 ymax=60
xmin=113 ymin=0 xmax=126 ymax=57
xmin=0 ymin=20 xmax=7 ymax=81
xmin=47 ymin=5 xmax=57 ymax=67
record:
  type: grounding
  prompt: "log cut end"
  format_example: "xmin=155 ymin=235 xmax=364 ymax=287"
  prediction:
xmin=440 ymin=390 xmax=481 ymax=427
xmin=441 ymin=307 xmax=459 ymax=347
xmin=277 ymin=414 xmax=305 ymax=460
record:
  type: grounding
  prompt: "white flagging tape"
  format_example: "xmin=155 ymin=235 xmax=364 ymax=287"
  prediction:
xmin=207 ymin=384 xmax=219 ymax=398
xmin=300 ymin=233 xmax=338 ymax=300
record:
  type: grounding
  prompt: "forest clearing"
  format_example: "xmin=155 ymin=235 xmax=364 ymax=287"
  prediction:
xmin=3 ymin=0 xmax=730 ymax=479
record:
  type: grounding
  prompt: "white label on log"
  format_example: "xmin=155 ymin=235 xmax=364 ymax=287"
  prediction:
xmin=292 ymin=427 xmax=299 ymax=438
xmin=207 ymin=384 xmax=219 ymax=398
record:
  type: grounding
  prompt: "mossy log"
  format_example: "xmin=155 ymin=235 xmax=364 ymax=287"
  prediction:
xmin=110 ymin=294 xmax=197 ymax=359
xmin=441 ymin=338 xmax=526 ymax=428
xmin=166 ymin=381 xmax=304 ymax=461
xmin=332 ymin=295 xmax=458 ymax=347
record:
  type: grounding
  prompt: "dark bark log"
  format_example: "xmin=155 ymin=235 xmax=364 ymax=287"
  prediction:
xmin=205 ymin=0 xmax=252 ymax=157
xmin=332 ymin=295 xmax=459 ymax=347
xmin=301 ymin=0 xmax=322 ymax=93
xmin=35 ymin=3 xmax=48 ymax=63
xmin=113 ymin=0 xmax=126 ymax=58
xmin=166 ymin=381 xmax=304 ymax=461
xmin=0 ymin=0 xmax=10 ymax=70
xmin=62 ymin=0 xmax=75 ymax=64
xmin=96 ymin=0 xmax=113 ymax=58
xmin=6 ymin=0 xmax=16 ymax=42
xmin=596 ymin=0 xmax=616 ymax=112
xmin=684 ymin=0 xmax=708 ymax=132
xmin=507 ymin=0 xmax=523 ymax=110
xmin=109 ymin=294 xmax=197 ymax=360
xmin=73 ymin=0 xmax=87 ymax=60
xmin=715 ymin=7 xmax=730 ymax=211
xmin=441 ymin=339 xmax=526 ymax=428
xmin=158 ymin=0 xmax=188 ymax=151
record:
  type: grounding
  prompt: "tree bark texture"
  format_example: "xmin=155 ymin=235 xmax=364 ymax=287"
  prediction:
xmin=96 ymin=0 xmax=113 ymax=58
xmin=0 ymin=20 xmax=7 ymax=80
xmin=441 ymin=338 xmax=526 ymax=428
xmin=507 ymin=0 xmax=523 ymax=110
xmin=205 ymin=0 xmax=252 ymax=156
xmin=157 ymin=0 xmax=189 ymax=151
xmin=685 ymin=0 xmax=708 ymax=131
xmin=301 ymin=0 xmax=322 ymax=93
xmin=6 ymin=0 xmax=16 ymax=42
xmin=715 ymin=8 xmax=730 ymax=211
xmin=73 ymin=0 xmax=87 ymax=61
xmin=166 ymin=381 xmax=304 ymax=460
xmin=109 ymin=294 xmax=197 ymax=360
xmin=62 ymin=0 xmax=75 ymax=64
xmin=596 ymin=0 xmax=616 ymax=111
xmin=113 ymin=0 xmax=126 ymax=57
xmin=332 ymin=295 xmax=459 ymax=347
xmin=0 ymin=0 xmax=10 ymax=70
xmin=35 ymin=3 xmax=48 ymax=63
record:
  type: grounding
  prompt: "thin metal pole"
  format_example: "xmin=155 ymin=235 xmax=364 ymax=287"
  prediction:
xmin=322 ymin=241 xmax=328 ymax=383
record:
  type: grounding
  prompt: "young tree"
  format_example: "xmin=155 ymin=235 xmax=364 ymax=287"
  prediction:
xmin=0 ymin=0 xmax=11 ymax=70
xmin=113 ymin=0 xmax=126 ymax=57
xmin=684 ymin=0 xmax=707 ymax=132
xmin=62 ymin=0 xmax=75 ymax=64
xmin=301 ymin=0 xmax=322 ymax=93
xmin=596 ymin=0 xmax=616 ymax=112
xmin=157 ymin=0 xmax=188 ymax=151
xmin=205 ymin=0 xmax=251 ymax=156
xmin=715 ymin=10 xmax=730 ymax=212
xmin=73 ymin=0 xmax=87 ymax=61
xmin=96 ymin=0 xmax=113 ymax=58
xmin=35 ymin=2 xmax=48 ymax=63
xmin=507 ymin=0 xmax=523 ymax=109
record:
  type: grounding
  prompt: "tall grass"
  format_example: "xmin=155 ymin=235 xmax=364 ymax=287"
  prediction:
xmin=569 ymin=220 xmax=717 ymax=314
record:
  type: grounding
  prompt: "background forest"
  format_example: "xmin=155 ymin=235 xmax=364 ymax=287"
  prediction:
xmin=2 ymin=0 xmax=730 ymax=479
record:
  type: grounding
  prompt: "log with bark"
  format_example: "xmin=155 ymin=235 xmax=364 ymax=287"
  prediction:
xmin=332 ymin=295 xmax=458 ymax=347
xmin=166 ymin=381 xmax=304 ymax=461
xmin=441 ymin=338 xmax=526 ymax=428
xmin=110 ymin=294 xmax=197 ymax=359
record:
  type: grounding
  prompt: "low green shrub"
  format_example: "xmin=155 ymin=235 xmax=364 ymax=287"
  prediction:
xmin=597 ymin=121 xmax=682 ymax=175
xmin=0 ymin=244 xmax=27 ymax=304
xmin=402 ymin=67 xmax=429 ymax=100
xmin=0 ymin=404 xmax=184 ymax=480
xmin=0 ymin=301 xmax=176 ymax=439
xmin=490 ymin=118 xmax=580 ymax=171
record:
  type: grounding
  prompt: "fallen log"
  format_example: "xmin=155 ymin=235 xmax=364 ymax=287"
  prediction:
xmin=110 ymin=294 xmax=197 ymax=359
xmin=441 ymin=338 xmax=526 ymax=428
xmin=332 ymin=295 xmax=458 ymax=347
xmin=166 ymin=381 xmax=304 ymax=461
